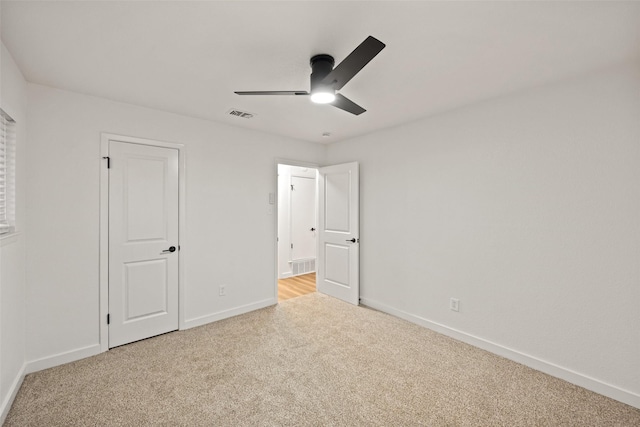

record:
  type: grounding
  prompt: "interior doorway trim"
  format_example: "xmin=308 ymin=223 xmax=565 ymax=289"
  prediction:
xmin=274 ymin=158 xmax=319 ymax=302
xmin=99 ymin=133 xmax=187 ymax=352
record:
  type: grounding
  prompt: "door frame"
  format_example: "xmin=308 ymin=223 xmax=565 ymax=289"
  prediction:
xmin=99 ymin=133 xmax=186 ymax=352
xmin=274 ymin=158 xmax=319 ymax=301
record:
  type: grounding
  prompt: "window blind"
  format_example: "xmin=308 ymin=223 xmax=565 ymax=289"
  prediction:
xmin=0 ymin=108 xmax=16 ymax=234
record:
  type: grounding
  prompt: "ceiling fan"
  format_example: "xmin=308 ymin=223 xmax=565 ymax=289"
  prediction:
xmin=234 ymin=36 xmax=386 ymax=115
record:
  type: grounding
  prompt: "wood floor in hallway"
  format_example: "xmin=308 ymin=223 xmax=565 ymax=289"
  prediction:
xmin=278 ymin=272 xmax=316 ymax=302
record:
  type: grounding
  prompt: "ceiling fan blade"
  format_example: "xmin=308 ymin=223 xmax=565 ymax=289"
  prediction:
xmin=235 ymin=91 xmax=309 ymax=96
xmin=321 ymin=36 xmax=386 ymax=90
xmin=331 ymin=93 xmax=366 ymax=115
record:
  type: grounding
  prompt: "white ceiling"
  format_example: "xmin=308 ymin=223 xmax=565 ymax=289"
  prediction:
xmin=2 ymin=1 xmax=639 ymax=144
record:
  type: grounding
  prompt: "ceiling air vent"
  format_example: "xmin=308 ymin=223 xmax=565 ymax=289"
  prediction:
xmin=227 ymin=108 xmax=255 ymax=119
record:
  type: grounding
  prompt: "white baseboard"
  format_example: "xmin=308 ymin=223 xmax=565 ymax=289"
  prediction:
xmin=25 ymin=344 xmax=102 ymax=375
xmin=23 ymin=299 xmax=278 ymax=375
xmin=360 ymin=297 xmax=640 ymax=410
xmin=0 ymin=362 xmax=26 ymax=424
xmin=183 ymin=298 xmax=276 ymax=330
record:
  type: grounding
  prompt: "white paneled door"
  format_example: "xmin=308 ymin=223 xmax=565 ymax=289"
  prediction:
xmin=317 ymin=162 xmax=359 ymax=305
xmin=291 ymin=176 xmax=316 ymax=261
xmin=108 ymin=141 xmax=179 ymax=348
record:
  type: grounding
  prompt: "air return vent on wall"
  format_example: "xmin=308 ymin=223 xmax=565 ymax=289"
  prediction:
xmin=292 ymin=259 xmax=315 ymax=276
xmin=227 ymin=108 xmax=255 ymax=119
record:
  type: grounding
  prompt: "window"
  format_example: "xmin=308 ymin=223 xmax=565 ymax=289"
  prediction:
xmin=0 ymin=108 xmax=16 ymax=234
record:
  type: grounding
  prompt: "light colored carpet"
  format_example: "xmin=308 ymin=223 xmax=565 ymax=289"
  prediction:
xmin=5 ymin=293 xmax=640 ymax=426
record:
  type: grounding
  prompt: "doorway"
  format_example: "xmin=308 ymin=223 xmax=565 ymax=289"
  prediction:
xmin=277 ymin=163 xmax=318 ymax=302
xmin=275 ymin=160 xmax=360 ymax=305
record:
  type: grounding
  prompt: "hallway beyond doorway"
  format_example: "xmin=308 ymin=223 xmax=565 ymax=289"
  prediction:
xmin=278 ymin=273 xmax=316 ymax=302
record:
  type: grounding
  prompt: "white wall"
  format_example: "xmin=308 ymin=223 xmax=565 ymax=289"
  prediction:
xmin=25 ymin=84 xmax=325 ymax=368
xmin=326 ymin=62 xmax=640 ymax=407
xmin=277 ymin=165 xmax=293 ymax=278
xmin=0 ymin=41 xmax=27 ymax=421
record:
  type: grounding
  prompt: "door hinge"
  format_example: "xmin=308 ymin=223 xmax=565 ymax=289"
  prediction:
xmin=107 ymin=314 xmax=110 ymax=324
xmin=102 ymin=156 xmax=111 ymax=168
xmin=291 ymin=243 xmax=293 ymax=249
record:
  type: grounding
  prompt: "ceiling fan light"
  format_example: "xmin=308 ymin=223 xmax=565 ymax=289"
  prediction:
xmin=310 ymin=91 xmax=336 ymax=104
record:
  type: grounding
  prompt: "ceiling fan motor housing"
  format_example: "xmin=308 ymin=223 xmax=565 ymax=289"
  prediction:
xmin=310 ymin=54 xmax=335 ymax=93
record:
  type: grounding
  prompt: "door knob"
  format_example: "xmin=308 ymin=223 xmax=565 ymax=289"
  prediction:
xmin=162 ymin=246 xmax=176 ymax=253
xmin=310 ymin=227 xmax=316 ymax=231
xmin=346 ymin=238 xmax=356 ymax=243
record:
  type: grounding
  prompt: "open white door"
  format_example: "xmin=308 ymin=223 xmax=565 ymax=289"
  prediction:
xmin=108 ymin=141 xmax=179 ymax=348
xmin=317 ymin=162 xmax=359 ymax=305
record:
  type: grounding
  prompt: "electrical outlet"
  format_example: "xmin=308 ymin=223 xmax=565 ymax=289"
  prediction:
xmin=219 ymin=285 xmax=226 ymax=296
xmin=450 ymin=298 xmax=460 ymax=312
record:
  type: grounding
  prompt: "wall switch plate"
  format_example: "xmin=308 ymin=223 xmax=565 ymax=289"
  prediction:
xmin=269 ymin=192 xmax=275 ymax=204
xmin=219 ymin=285 xmax=226 ymax=296
xmin=450 ymin=298 xmax=460 ymax=312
